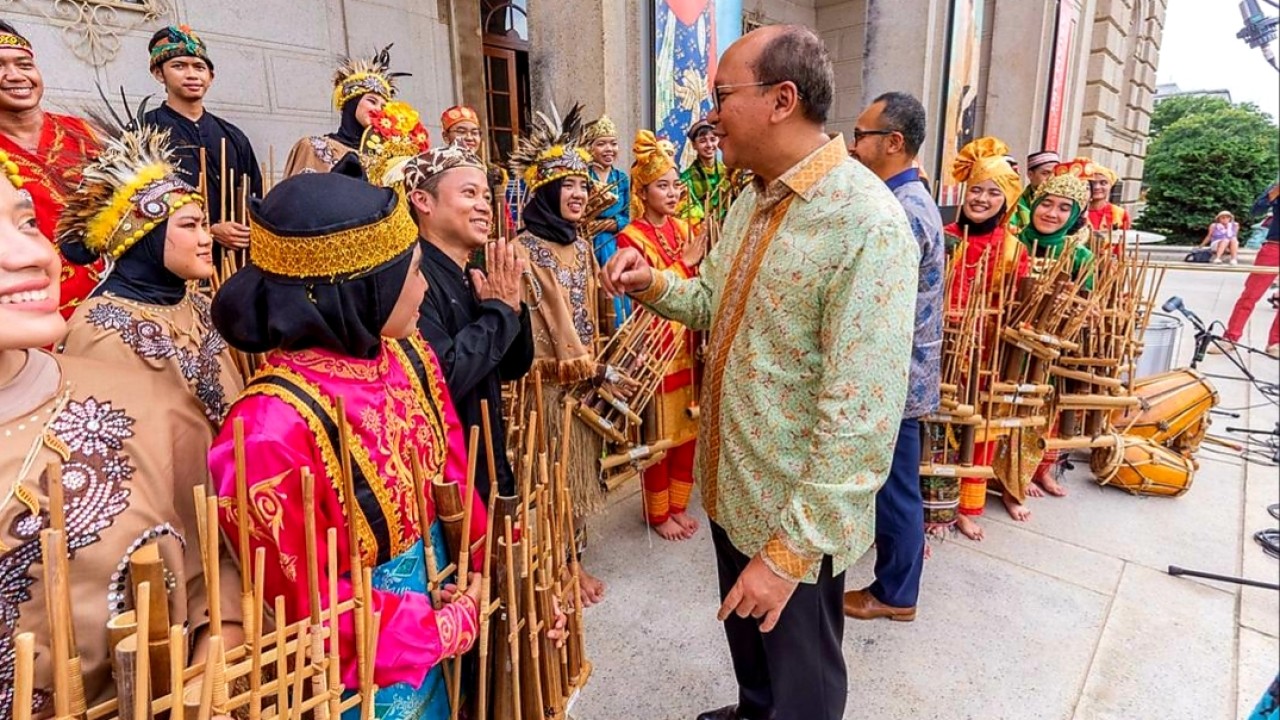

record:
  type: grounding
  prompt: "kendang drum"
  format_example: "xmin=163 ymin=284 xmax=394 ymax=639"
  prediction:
xmin=1112 ymin=368 xmax=1218 ymax=453
xmin=1092 ymin=433 xmax=1195 ymax=497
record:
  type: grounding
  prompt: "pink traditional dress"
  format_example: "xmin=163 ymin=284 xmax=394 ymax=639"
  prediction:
xmin=210 ymin=335 xmax=485 ymax=720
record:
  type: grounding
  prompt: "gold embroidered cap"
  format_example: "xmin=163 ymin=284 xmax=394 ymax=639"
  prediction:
xmin=508 ymin=103 xmax=591 ymax=194
xmin=56 ymin=105 xmax=203 ymax=261
xmin=333 ymin=44 xmax=404 ymax=111
xmin=441 ymin=105 xmax=481 ymax=133
xmin=1033 ymin=172 xmax=1090 ymax=209
xmin=582 ymin=114 xmax=619 ymax=144
xmin=249 ymin=157 xmax=417 ymax=279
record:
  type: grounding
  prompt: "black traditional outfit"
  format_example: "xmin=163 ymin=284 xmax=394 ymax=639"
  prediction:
xmin=410 ymin=142 xmax=533 ymax=501
xmin=142 ymin=26 xmax=262 ymax=228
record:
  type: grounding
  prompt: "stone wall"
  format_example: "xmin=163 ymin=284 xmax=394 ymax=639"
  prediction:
xmin=1077 ymin=0 xmax=1166 ymax=204
xmin=6 ymin=0 xmax=456 ymax=180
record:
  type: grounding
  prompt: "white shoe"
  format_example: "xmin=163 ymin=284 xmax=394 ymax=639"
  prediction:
xmin=1230 ymin=258 xmax=1239 ymax=265
xmin=1267 ymin=344 xmax=1279 ymax=359
xmin=1213 ymin=257 xmax=1223 ymax=264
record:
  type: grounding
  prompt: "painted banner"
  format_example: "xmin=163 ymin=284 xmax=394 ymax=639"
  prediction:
xmin=653 ymin=0 xmax=743 ymax=168
xmin=937 ymin=0 xmax=986 ymax=206
xmin=1043 ymin=0 xmax=1082 ymax=153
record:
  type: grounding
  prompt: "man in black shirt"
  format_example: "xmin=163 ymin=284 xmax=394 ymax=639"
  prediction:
xmin=143 ymin=25 xmax=262 ymax=254
xmin=405 ymin=143 xmax=534 ymax=500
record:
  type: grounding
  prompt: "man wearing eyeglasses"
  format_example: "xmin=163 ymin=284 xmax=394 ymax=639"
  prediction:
xmin=845 ymin=92 xmax=944 ymax=625
xmin=602 ymin=25 xmax=918 ymax=720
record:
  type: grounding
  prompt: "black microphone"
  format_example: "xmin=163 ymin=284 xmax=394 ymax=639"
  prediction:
xmin=1163 ymin=296 xmax=1206 ymax=331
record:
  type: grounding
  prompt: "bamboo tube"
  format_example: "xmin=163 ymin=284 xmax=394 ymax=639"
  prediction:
xmin=481 ymin=399 xmax=499 ymax=492
xmin=599 ymin=439 xmax=677 ymax=470
xmin=233 ymin=419 xmax=256 ymax=639
xmin=288 ymin=622 xmax=308 ymax=720
xmin=360 ymin=597 xmax=380 ymax=720
xmin=249 ymin=548 xmax=266 ymax=720
xmin=503 ymin=517 xmax=523 ymax=720
xmin=268 ymin=145 xmax=276 ymax=193
xmin=274 ymin=596 xmax=288 ymax=718
xmin=168 ymin=625 xmax=185 ymax=720
xmin=219 ymin=138 xmax=228 ymax=227
xmin=114 ymin=634 xmax=141 ymax=720
xmin=13 ymin=633 xmax=34 ymax=720
xmin=1040 ymin=434 xmax=1122 ymax=451
xmin=300 ymin=470 xmax=331 ymax=720
xmin=129 ymin=544 xmax=172 ymax=695
xmin=203 ymin=495 xmax=223 ymax=639
xmin=195 ymin=634 xmax=218 ymax=720
xmin=326 ymin=530 xmax=343 ymax=720
xmin=40 ymin=528 xmax=73 ymax=719
xmin=1055 ymin=394 xmax=1141 ymax=409
xmin=476 ymin=484 xmax=499 ymax=720
xmin=134 ymin=582 xmax=152 ymax=720
xmin=334 ymin=397 xmax=369 ymax=688
xmin=458 ymin=426 xmax=480 ymax=591
xmin=918 ymin=464 xmax=997 ymax=479
xmin=198 ymin=147 xmax=208 ymax=202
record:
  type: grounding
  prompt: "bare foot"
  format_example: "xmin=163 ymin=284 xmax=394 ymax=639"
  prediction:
xmin=923 ymin=542 xmax=933 ymax=560
xmin=1034 ymin=473 xmax=1068 ymax=497
xmin=1026 ymin=483 xmax=1045 ymax=498
xmin=579 ymin=566 xmax=606 ymax=606
xmin=651 ymin=518 xmax=690 ymax=541
xmin=956 ymin=514 xmax=985 ymax=541
xmin=1001 ymin=492 xmax=1032 ymax=522
xmin=671 ymin=512 xmax=700 ymax=536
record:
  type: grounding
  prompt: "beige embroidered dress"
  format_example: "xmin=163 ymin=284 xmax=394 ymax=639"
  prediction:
xmin=282 ymin=135 xmax=357 ymax=177
xmin=60 ymin=291 xmax=243 ymax=428
xmin=0 ymin=350 xmax=241 ymax=715
xmin=634 ymin=136 xmax=920 ymax=582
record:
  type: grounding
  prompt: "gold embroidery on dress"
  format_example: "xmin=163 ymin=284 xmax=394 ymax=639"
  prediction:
xmin=290 ymin=349 xmax=389 ymax=381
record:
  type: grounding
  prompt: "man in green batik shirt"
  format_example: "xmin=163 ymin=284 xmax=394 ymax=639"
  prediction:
xmin=604 ymin=26 xmax=917 ymax=720
xmin=679 ymin=117 xmax=727 ymax=225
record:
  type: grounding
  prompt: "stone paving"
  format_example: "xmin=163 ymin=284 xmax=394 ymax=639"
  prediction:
xmin=568 ymin=267 xmax=1279 ymax=720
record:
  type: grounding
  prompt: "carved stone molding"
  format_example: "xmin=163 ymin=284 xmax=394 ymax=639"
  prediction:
xmin=1 ymin=0 xmax=173 ymax=67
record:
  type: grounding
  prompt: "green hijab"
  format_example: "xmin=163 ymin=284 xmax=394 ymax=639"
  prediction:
xmin=1017 ymin=173 xmax=1095 ymax=290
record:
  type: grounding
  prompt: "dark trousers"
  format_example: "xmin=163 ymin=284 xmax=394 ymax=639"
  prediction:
xmin=711 ymin=522 xmax=846 ymax=720
xmin=868 ymin=417 xmax=925 ymax=608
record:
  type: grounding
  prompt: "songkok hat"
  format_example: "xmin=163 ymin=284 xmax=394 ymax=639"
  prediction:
xmin=358 ymin=100 xmax=432 ymax=186
xmin=57 ymin=96 xmax=203 ymax=262
xmin=1027 ymin=150 xmax=1060 ymax=171
xmin=403 ymin=141 xmax=486 ymax=192
xmin=686 ymin=117 xmax=715 ymax=140
xmin=508 ymin=103 xmax=591 ymax=194
xmin=333 ymin=44 xmax=407 ymax=111
xmin=148 ymin=25 xmax=213 ymax=72
xmin=629 ymin=130 xmax=677 ymax=217
xmin=952 ymin=136 xmax=1023 ymax=220
xmin=582 ymin=114 xmax=619 ymax=144
xmin=441 ymin=105 xmax=481 ymax=133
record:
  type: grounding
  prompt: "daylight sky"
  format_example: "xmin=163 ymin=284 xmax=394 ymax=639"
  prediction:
xmin=1158 ymin=0 xmax=1280 ymax=120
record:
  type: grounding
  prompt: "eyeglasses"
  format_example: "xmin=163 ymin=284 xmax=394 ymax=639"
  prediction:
xmin=452 ymin=129 xmax=483 ymax=139
xmin=712 ymin=80 xmax=791 ymax=113
xmin=852 ymin=128 xmax=897 ymax=144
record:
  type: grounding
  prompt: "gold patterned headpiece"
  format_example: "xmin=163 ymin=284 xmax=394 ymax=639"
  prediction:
xmin=249 ymin=186 xmax=417 ymax=279
xmin=629 ymin=130 xmax=677 ymax=217
xmin=582 ymin=114 xmax=619 ymax=144
xmin=333 ymin=44 xmax=402 ymax=111
xmin=0 ymin=32 xmax=32 ymax=57
xmin=56 ymin=124 xmax=203 ymax=260
xmin=402 ymin=141 xmax=486 ymax=192
xmin=952 ymin=136 xmax=1023 ymax=221
xmin=508 ymin=103 xmax=591 ymax=194
xmin=358 ymin=100 xmax=432 ymax=186
xmin=1033 ymin=172 xmax=1090 ymax=209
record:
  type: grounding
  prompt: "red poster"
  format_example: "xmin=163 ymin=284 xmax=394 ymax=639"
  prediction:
xmin=1044 ymin=0 xmax=1081 ymax=153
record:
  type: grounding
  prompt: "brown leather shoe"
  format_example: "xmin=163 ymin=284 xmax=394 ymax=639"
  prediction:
xmin=843 ymin=588 xmax=916 ymax=622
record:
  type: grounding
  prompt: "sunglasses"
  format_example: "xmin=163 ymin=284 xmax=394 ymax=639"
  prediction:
xmin=852 ymin=129 xmax=897 ymax=144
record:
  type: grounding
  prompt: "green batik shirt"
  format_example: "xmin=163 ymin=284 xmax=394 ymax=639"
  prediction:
xmin=678 ymin=159 xmax=726 ymax=223
xmin=634 ymin=136 xmax=919 ymax=582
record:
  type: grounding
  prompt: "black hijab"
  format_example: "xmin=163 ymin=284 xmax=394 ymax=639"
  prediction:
xmin=520 ymin=177 xmax=579 ymax=245
xmin=328 ymin=95 xmax=367 ymax=148
xmin=211 ymin=155 xmax=413 ymax=360
xmin=61 ymin=220 xmax=187 ymax=305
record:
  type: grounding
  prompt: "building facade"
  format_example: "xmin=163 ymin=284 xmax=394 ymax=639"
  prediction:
xmin=9 ymin=0 xmax=1163 ymax=205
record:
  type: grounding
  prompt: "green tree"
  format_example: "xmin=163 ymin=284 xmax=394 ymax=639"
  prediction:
xmin=1138 ymin=98 xmax=1279 ymax=243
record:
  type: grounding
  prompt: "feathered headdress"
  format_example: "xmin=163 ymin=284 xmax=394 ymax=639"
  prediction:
xmin=508 ymin=103 xmax=591 ymax=194
xmin=333 ymin=44 xmax=408 ymax=111
xmin=358 ymin=100 xmax=432 ymax=186
xmin=56 ymin=87 xmax=203 ymax=262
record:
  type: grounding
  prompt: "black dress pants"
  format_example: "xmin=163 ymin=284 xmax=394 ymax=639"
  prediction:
xmin=711 ymin=522 xmax=847 ymax=720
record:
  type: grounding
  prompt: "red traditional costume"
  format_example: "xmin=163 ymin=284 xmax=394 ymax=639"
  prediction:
xmin=0 ymin=112 xmax=102 ymax=318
